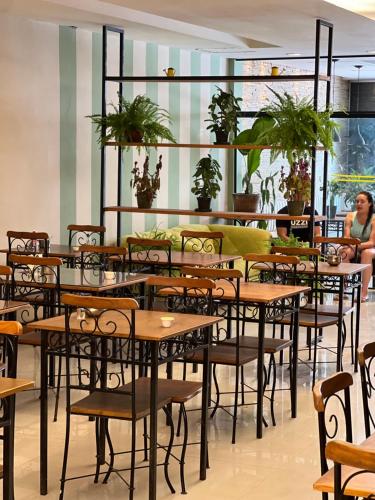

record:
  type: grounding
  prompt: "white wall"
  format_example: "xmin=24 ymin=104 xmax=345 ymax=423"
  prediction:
xmin=0 ymin=14 xmax=60 ymax=255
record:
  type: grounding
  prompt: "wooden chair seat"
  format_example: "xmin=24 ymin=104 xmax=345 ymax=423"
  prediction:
xmin=313 ymin=434 xmax=375 ymax=496
xmin=280 ymin=312 xmax=338 ymax=328
xmin=187 ymin=345 xmax=258 ymax=366
xmin=121 ymin=377 xmax=202 ymax=404
xmin=303 ymin=303 xmax=354 ymax=317
xmin=224 ymin=336 xmax=292 ymax=353
xmin=18 ymin=329 xmax=64 ymax=347
xmin=71 ymin=378 xmax=171 ymax=420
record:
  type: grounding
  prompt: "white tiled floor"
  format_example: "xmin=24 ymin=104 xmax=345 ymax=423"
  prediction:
xmin=12 ymin=296 xmax=374 ymax=499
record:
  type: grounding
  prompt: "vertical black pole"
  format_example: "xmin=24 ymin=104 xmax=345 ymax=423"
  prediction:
xmin=117 ymin=31 xmax=124 ymax=246
xmin=100 ymin=26 xmax=107 ymax=240
xmin=322 ymin=22 xmax=334 ymax=237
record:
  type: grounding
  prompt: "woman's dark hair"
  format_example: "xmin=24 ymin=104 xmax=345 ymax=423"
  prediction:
xmin=357 ymin=191 xmax=374 ymax=236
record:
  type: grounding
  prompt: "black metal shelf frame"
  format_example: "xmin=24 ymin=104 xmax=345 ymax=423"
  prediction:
xmin=99 ymin=20 xmax=333 ymax=245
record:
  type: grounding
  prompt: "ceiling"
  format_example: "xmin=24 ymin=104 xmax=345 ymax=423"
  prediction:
xmin=3 ymin=0 xmax=375 ymax=79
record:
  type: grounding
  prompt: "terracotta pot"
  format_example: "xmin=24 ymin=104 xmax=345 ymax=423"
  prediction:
xmin=136 ymin=192 xmax=153 ymax=209
xmin=287 ymin=200 xmax=305 ymax=216
xmin=232 ymin=193 xmax=259 ymax=213
xmin=196 ymin=197 xmax=212 ymax=212
xmin=129 ymin=130 xmax=143 ymax=143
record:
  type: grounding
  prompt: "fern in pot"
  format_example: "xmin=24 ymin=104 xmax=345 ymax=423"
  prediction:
xmin=191 ymin=155 xmax=222 ymax=212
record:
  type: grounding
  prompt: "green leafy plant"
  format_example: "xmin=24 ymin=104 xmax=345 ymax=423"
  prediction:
xmin=258 ymin=88 xmax=338 ymax=165
xmin=272 ymin=233 xmax=307 ymax=248
xmin=191 ymin=155 xmax=222 ymax=199
xmin=256 ymin=169 xmax=278 ymax=229
xmin=205 ymin=87 xmax=242 ymax=142
xmin=88 ymin=94 xmax=176 ymax=150
xmin=233 ymin=116 xmax=275 ymax=194
xmin=134 ymin=224 xmax=180 ymax=248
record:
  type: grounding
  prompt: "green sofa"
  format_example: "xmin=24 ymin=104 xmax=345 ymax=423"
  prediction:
xmin=123 ymin=223 xmax=271 ymax=273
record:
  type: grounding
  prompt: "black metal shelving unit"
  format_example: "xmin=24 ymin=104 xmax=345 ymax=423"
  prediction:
xmin=99 ymin=19 xmax=333 ymax=245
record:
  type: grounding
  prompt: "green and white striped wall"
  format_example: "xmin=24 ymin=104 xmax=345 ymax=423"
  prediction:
xmin=59 ymin=27 xmax=227 ymax=244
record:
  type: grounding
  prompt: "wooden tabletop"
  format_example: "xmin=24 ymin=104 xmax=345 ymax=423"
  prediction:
xmin=254 ymin=261 xmax=370 ymax=277
xmin=29 ymin=309 xmax=222 ymax=341
xmin=104 ymin=206 xmax=327 ymax=222
xmin=13 ymin=269 xmax=150 ymax=293
xmin=215 ymin=281 xmax=310 ymax=303
xmin=0 ymin=377 xmax=34 ymax=398
xmin=0 ymin=300 xmax=28 ymax=316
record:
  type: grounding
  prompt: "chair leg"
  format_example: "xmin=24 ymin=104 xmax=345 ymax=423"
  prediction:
xmin=232 ymin=365 xmax=240 ymax=444
xmin=94 ymin=418 xmax=102 ymax=483
xmin=59 ymin=411 xmax=71 ymax=500
xmin=312 ymin=328 xmax=318 ymax=387
xmin=129 ymin=419 xmax=137 ymax=500
xmin=53 ymin=354 xmax=62 ymax=422
xmin=269 ymin=355 xmax=277 ymax=427
xmin=176 ymin=404 xmax=183 ymax=437
xmin=210 ymin=364 xmax=220 ymax=418
xmin=102 ymin=419 xmax=114 ymax=484
xmin=143 ymin=417 xmax=148 ymax=461
xmin=241 ymin=366 xmax=245 ymax=405
xmin=162 ymin=406 xmax=176 ymax=494
xmin=179 ymin=403 xmax=188 ymax=494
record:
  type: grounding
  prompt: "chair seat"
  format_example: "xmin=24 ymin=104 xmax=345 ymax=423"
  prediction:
xmin=314 ymin=433 xmax=375 ymax=496
xmin=187 ymin=345 xmax=258 ymax=366
xmin=71 ymin=378 xmax=172 ymax=420
xmin=303 ymin=303 xmax=354 ymax=316
xmin=19 ymin=328 xmax=64 ymax=347
xmin=121 ymin=377 xmax=202 ymax=404
xmin=280 ymin=312 xmax=338 ymax=328
xmin=224 ymin=336 xmax=292 ymax=353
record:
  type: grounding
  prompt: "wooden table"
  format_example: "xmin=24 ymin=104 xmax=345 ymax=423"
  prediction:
xmin=214 ymin=281 xmax=309 ymax=438
xmin=128 ymin=250 xmax=240 ymax=269
xmin=30 ymin=310 xmax=222 ymax=498
xmin=0 ymin=300 xmax=27 ymax=316
xmin=0 ymin=377 xmax=34 ymax=499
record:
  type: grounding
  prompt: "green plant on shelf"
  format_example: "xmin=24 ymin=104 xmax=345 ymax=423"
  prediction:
xmin=88 ymin=93 xmax=176 ymax=151
xmin=191 ymin=155 xmax=222 ymax=199
xmin=205 ymin=86 xmax=242 ymax=144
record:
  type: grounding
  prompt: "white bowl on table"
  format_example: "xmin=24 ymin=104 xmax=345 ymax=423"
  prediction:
xmin=160 ymin=316 xmax=175 ymax=328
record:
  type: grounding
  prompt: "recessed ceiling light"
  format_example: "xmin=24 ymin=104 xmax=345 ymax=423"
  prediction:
xmin=287 ymin=52 xmax=301 ymax=56
xmin=367 ymin=50 xmax=375 ymax=54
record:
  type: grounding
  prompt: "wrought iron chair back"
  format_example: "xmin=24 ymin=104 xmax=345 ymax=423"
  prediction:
xmin=0 ymin=265 xmax=12 ymax=300
xmin=314 ymin=236 xmax=361 ymax=262
xmin=79 ymin=244 xmax=127 ymax=272
xmin=147 ymin=275 xmax=215 ymax=316
xmin=67 ymin=224 xmax=106 ymax=247
xmin=180 ymin=266 xmax=241 ymax=342
xmin=180 ymin=230 xmax=224 ymax=255
xmin=358 ymin=341 xmax=375 ymax=438
xmin=7 ymin=231 xmax=49 ymax=262
xmin=244 ymin=253 xmax=300 ymax=285
xmin=313 ymin=372 xmax=354 ymax=477
xmin=127 ymin=237 xmax=172 ymax=276
xmin=0 ymin=321 xmax=23 ymax=377
xmin=9 ymin=254 xmax=62 ymax=323
xmin=326 ymin=440 xmax=375 ymax=500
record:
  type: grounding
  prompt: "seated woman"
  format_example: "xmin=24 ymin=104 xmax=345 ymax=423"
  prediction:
xmin=342 ymin=191 xmax=375 ymax=302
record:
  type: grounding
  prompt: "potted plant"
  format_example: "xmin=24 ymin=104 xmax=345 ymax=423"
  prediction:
xmin=89 ymin=94 xmax=176 ymax=150
xmin=232 ymin=116 xmax=275 ymax=212
xmin=130 ymin=155 xmax=162 ymax=209
xmin=256 ymin=89 xmax=338 ymax=215
xmin=205 ymin=86 xmax=242 ymax=144
xmin=279 ymin=155 xmax=312 ymax=215
xmin=191 ymin=155 xmax=222 ymax=211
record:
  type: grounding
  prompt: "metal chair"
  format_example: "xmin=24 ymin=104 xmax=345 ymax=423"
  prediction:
xmin=79 ymin=244 xmax=127 ymax=272
xmin=358 ymin=341 xmax=375 ymax=438
xmin=127 ymin=237 xmax=172 ymax=276
xmin=7 ymin=231 xmax=49 ymax=264
xmin=60 ymin=294 xmax=175 ymax=499
xmin=312 ymin=372 xmax=354 ymax=500
xmin=67 ymin=224 xmax=106 ymax=247
xmin=180 ymin=230 xmax=224 ymax=255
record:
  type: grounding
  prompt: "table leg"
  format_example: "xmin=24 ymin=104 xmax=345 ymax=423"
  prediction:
xmin=149 ymin=343 xmax=158 ymax=500
xmin=200 ymin=327 xmax=211 ymax=480
xmin=291 ymin=295 xmax=300 ymax=418
xmin=256 ymin=304 xmax=266 ymax=439
xmin=336 ymin=277 xmax=344 ymax=372
xmin=3 ymin=395 xmax=15 ymax=500
xmin=40 ymin=331 xmax=48 ymax=495
xmin=354 ymin=277 xmax=362 ymax=372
